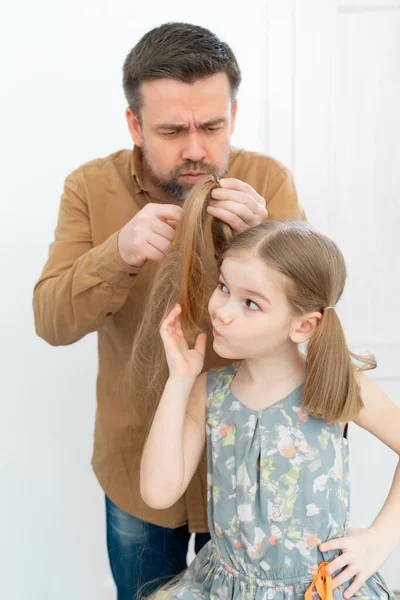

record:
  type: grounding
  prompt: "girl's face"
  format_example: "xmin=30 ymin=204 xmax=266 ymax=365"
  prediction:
xmin=208 ymin=254 xmax=296 ymax=359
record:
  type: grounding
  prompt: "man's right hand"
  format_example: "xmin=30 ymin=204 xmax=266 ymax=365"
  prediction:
xmin=118 ymin=203 xmax=183 ymax=267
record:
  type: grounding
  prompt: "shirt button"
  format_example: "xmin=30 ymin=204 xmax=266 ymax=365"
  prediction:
xmin=106 ymin=312 xmax=113 ymax=316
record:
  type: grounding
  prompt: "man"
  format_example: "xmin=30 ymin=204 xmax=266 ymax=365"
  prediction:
xmin=33 ymin=22 xmax=306 ymax=599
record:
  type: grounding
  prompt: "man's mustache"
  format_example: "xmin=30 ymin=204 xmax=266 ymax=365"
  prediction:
xmin=174 ymin=163 xmax=218 ymax=177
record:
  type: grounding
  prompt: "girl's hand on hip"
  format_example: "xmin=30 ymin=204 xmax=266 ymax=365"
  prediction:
xmin=160 ymin=304 xmax=207 ymax=380
xmin=320 ymin=527 xmax=390 ymax=598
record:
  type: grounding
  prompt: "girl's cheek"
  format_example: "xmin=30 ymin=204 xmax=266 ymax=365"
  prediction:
xmin=208 ymin=292 xmax=218 ymax=315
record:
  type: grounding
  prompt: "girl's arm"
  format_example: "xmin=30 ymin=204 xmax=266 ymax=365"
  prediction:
xmin=140 ymin=303 xmax=208 ymax=510
xmin=320 ymin=370 xmax=400 ymax=598
xmin=140 ymin=372 xmax=207 ymax=510
xmin=354 ymin=372 xmax=400 ymax=548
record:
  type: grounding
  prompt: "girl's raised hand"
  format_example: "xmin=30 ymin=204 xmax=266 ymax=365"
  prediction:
xmin=159 ymin=304 xmax=207 ymax=381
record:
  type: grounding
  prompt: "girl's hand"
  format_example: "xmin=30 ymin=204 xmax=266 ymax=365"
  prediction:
xmin=160 ymin=304 xmax=207 ymax=380
xmin=320 ymin=527 xmax=390 ymax=598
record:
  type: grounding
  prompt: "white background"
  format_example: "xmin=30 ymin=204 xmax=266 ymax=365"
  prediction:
xmin=1 ymin=1 xmax=399 ymax=598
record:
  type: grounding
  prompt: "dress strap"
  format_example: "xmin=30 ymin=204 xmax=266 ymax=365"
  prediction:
xmin=305 ymin=562 xmax=334 ymax=600
xmin=206 ymin=363 xmax=240 ymax=399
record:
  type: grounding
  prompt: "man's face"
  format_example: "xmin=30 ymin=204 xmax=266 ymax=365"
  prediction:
xmin=126 ymin=72 xmax=237 ymax=202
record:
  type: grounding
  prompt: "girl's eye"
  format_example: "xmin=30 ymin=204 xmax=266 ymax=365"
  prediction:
xmin=218 ymin=282 xmax=229 ymax=293
xmin=246 ymin=299 xmax=260 ymax=311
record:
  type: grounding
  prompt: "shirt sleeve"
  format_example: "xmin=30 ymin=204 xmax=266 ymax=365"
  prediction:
xmin=264 ymin=162 xmax=307 ymax=222
xmin=33 ymin=172 xmax=143 ymax=346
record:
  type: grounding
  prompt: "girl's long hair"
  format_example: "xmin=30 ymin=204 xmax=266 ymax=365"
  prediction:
xmin=131 ymin=178 xmax=375 ymax=427
xmin=130 ymin=177 xmax=233 ymax=427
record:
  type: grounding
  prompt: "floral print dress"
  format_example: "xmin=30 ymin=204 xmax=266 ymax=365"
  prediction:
xmin=154 ymin=363 xmax=396 ymax=600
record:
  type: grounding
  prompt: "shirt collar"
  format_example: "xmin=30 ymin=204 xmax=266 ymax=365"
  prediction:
xmin=130 ymin=145 xmax=148 ymax=193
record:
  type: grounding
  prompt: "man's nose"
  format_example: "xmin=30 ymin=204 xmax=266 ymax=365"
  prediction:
xmin=181 ymin=132 xmax=207 ymax=163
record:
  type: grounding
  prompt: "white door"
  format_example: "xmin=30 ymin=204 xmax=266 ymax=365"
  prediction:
xmin=267 ymin=0 xmax=400 ymax=589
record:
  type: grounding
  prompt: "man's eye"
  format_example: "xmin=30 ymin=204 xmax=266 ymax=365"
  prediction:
xmin=162 ymin=131 xmax=177 ymax=137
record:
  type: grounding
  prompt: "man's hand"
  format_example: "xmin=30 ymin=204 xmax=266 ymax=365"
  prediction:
xmin=118 ymin=203 xmax=182 ymax=267
xmin=320 ymin=527 xmax=391 ymax=598
xmin=207 ymin=178 xmax=268 ymax=234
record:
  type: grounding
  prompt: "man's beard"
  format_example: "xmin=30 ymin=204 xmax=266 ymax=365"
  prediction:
xmin=142 ymin=145 xmax=230 ymax=203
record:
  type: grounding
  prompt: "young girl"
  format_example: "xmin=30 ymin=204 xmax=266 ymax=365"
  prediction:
xmin=138 ymin=203 xmax=400 ymax=599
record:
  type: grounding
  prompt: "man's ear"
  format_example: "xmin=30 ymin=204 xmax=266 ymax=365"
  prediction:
xmin=290 ymin=312 xmax=322 ymax=344
xmin=230 ymin=99 xmax=238 ymax=135
xmin=125 ymin=107 xmax=143 ymax=146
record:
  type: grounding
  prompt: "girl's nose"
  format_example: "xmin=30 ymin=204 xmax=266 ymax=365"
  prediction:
xmin=215 ymin=308 xmax=233 ymax=325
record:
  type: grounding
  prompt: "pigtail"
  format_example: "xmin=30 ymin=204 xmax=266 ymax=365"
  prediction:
xmin=303 ymin=307 xmax=376 ymax=423
xmin=178 ymin=178 xmax=232 ymax=339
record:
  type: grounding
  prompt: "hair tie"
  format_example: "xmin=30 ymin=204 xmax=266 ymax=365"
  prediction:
xmin=324 ymin=306 xmax=335 ymax=311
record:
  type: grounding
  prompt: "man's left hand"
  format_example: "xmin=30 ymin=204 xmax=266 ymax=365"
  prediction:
xmin=207 ymin=178 xmax=268 ymax=234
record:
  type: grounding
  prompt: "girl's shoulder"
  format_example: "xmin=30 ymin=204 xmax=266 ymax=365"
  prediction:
xmin=205 ymin=362 xmax=240 ymax=401
xmin=352 ymin=369 xmax=400 ymax=457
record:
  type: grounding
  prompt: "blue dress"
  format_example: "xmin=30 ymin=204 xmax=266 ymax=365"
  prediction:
xmin=152 ymin=363 xmax=396 ymax=600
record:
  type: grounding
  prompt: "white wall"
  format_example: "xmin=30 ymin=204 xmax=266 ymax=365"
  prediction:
xmin=1 ymin=1 xmax=399 ymax=598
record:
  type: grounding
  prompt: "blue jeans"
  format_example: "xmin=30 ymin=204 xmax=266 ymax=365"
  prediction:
xmin=105 ymin=496 xmax=211 ymax=600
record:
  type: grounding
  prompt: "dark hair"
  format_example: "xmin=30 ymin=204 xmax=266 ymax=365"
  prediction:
xmin=122 ymin=22 xmax=241 ymax=116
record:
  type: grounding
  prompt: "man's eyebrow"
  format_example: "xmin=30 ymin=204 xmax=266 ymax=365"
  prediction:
xmin=155 ymin=118 xmax=227 ymax=132
xmin=219 ymin=269 xmax=271 ymax=305
xmin=200 ymin=118 xmax=227 ymax=128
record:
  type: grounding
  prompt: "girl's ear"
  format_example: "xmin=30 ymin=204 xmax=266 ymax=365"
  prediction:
xmin=290 ymin=312 xmax=322 ymax=344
